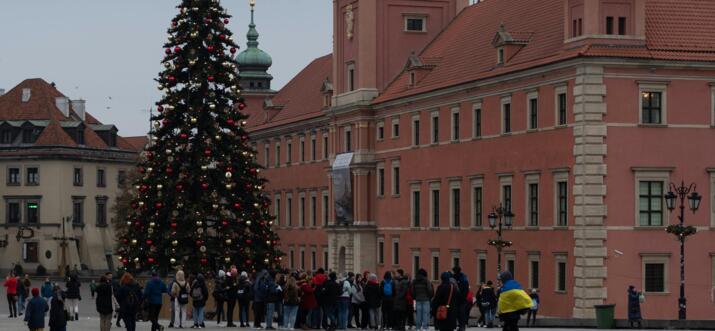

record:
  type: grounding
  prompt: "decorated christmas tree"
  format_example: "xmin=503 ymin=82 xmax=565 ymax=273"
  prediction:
xmin=115 ymin=0 xmax=281 ymax=274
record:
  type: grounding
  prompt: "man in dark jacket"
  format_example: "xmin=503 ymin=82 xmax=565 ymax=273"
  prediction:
xmin=237 ymin=272 xmax=252 ymax=327
xmin=49 ymin=285 xmax=67 ymax=331
xmin=393 ymin=270 xmax=410 ymax=331
xmin=411 ymin=269 xmax=433 ymax=331
xmin=116 ymin=273 xmax=143 ymax=331
xmin=65 ymin=275 xmax=81 ymax=321
xmin=452 ymin=267 xmax=470 ymax=331
xmin=253 ymin=270 xmax=271 ymax=328
xmin=143 ymin=272 xmax=167 ymax=331
xmin=96 ymin=275 xmax=114 ymax=331
xmin=225 ymin=272 xmax=239 ymax=327
xmin=321 ymin=272 xmax=342 ymax=331
xmin=480 ymin=281 xmax=497 ymax=328
xmin=24 ymin=288 xmax=48 ymax=331
xmin=363 ymin=273 xmax=382 ymax=329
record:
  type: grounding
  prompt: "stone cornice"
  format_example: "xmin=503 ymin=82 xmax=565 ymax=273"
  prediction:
xmin=0 ymin=146 xmax=136 ymax=163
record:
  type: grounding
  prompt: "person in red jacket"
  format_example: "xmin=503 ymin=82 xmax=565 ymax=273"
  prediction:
xmin=299 ymin=274 xmax=317 ymax=329
xmin=4 ymin=273 xmax=18 ymax=318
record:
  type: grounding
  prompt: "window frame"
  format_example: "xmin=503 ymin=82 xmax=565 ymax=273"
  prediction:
xmin=378 ymin=237 xmax=385 ymax=265
xmin=347 ymin=63 xmax=356 ymax=92
xmin=286 ymin=193 xmax=293 ymax=227
xmin=95 ymin=196 xmax=108 ymax=227
xmin=430 ymin=182 xmax=440 ymax=228
xmin=451 ymin=107 xmax=460 ymax=141
xmin=310 ymin=193 xmax=317 ymax=227
xmin=404 ymin=15 xmax=427 ymax=33
xmin=500 ymin=176 xmax=513 ymax=213
xmin=322 ymin=133 xmax=329 ymax=160
xmin=430 ymin=110 xmax=440 ymax=144
xmin=472 ymin=103 xmax=482 ymax=138
xmin=299 ymin=136 xmax=306 ymax=163
xmin=6 ymin=199 xmax=21 ymax=224
xmin=392 ymin=237 xmax=400 ymax=266
xmin=450 ymin=182 xmax=461 ymax=228
xmin=96 ymin=168 xmax=106 ymax=188
xmin=527 ymin=92 xmax=539 ymax=130
xmin=23 ymin=242 xmax=39 ymax=263
xmin=7 ymin=167 xmax=20 ymax=186
xmin=264 ymin=143 xmax=270 ymax=167
xmin=555 ymin=86 xmax=568 ymax=126
xmin=391 ymin=161 xmax=401 ymax=196
xmin=554 ymin=172 xmax=569 ymax=227
xmin=638 ymin=83 xmax=668 ymax=125
xmin=555 ymin=253 xmax=568 ymax=293
xmin=471 ymin=178 xmax=484 ymax=227
xmin=25 ymin=199 xmax=40 ymax=224
xmin=344 ymin=126 xmax=352 ymax=153
xmin=73 ymin=167 xmax=83 ymax=186
xmin=275 ymin=142 xmax=281 ymax=167
xmin=641 ymin=253 xmax=670 ymax=294
xmin=431 ymin=251 xmax=440 ymax=281
xmin=376 ymin=121 xmax=385 ymax=141
xmin=525 ymin=174 xmax=540 ymax=227
xmin=274 ymin=194 xmax=281 ymax=226
xmin=392 ymin=117 xmax=400 ymax=139
xmin=411 ymin=185 xmax=421 ymax=228
xmin=311 ymin=135 xmax=317 ymax=161
xmin=412 ymin=114 xmax=421 ymax=146
xmin=72 ymin=197 xmax=85 ymax=225
xmin=286 ymin=138 xmax=293 ymax=164
xmin=501 ymin=97 xmax=512 ymax=134
xmin=322 ymin=191 xmax=329 ymax=226
xmin=634 ymin=170 xmax=669 ymax=227
xmin=377 ymin=164 xmax=385 ymax=197
xmin=26 ymin=166 xmax=39 ymax=186
xmin=299 ymin=193 xmax=306 ymax=227
xmin=477 ymin=252 xmax=487 ymax=284
xmin=529 ymin=254 xmax=540 ymax=290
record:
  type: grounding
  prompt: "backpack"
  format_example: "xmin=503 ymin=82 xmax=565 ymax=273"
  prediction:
xmin=177 ymin=283 xmax=189 ymax=305
xmin=126 ymin=288 xmax=139 ymax=306
xmin=191 ymin=285 xmax=204 ymax=301
xmin=383 ymin=280 xmax=393 ymax=297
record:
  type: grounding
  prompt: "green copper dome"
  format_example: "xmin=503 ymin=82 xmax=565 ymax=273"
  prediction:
xmin=235 ymin=7 xmax=272 ymax=69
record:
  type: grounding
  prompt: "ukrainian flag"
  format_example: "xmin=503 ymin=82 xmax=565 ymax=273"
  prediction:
xmin=497 ymin=280 xmax=533 ymax=314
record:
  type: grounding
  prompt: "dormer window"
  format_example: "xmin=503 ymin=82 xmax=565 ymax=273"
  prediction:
xmin=0 ymin=130 xmax=12 ymax=144
xmin=606 ymin=16 xmax=627 ymax=35
xmin=405 ymin=16 xmax=426 ymax=32
xmin=76 ymin=129 xmax=85 ymax=145
xmin=497 ymin=48 xmax=505 ymax=65
xmin=21 ymin=126 xmax=40 ymax=144
xmin=409 ymin=71 xmax=416 ymax=86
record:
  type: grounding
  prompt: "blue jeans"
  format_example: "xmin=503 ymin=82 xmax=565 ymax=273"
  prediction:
xmin=338 ymin=300 xmax=350 ymax=329
xmin=283 ymin=304 xmax=299 ymax=329
xmin=266 ymin=303 xmax=275 ymax=328
xmin=18 ymin=294 xmax=25 ymax=313
xmin=193 ymin=306 xmax=205 ymax=325
xmin=415 ymin=301 xmax=430 ymax=330
xmin=323 ymin=304 xmax=337 ymax=328
xmin=310 ymin=307 xmax=322 ymax=329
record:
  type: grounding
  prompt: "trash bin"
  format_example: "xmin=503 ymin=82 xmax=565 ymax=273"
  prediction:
xmin=594 ymin=304 xmax=616 ymax=329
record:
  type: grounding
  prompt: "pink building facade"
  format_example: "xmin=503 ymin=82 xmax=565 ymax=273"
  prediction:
xmin=239 ymin=0 xmax=715 ymax=321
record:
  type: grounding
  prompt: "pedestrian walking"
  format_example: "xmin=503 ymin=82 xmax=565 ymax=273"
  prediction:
xmin=237 ymin=271 xmax=252 ymax=327
xmin=224 ymin=272 xmax=239 ymax=327
xmin=24 ymin=288 xmax=49 ymax=331
xmin=190 ymin=273 xmax=209 ymax=329
xmin=64 ymin=274 xmax=81 ymax=321
xmin=17 ymin=274 xmax=26 ymax=315
xmin=627 ymin=285 xmax=643 ymax=328
xmin=4 ymin=273 xmax=18 ymax=318
xmin=432 ymin=272 xmax=459 ymax=331
xmin=364 ymin=273 xmax=382 ymax=330
xmin=171 ymin=270 xmax=190 ymax=328
xmin=48 ymin=286 xmax=67 ymax=331
xmin=143 ymin=271 xmax=167 ymax=331
xmin=283 ymin=275 xmax=301 ymax=329
xmin=299 ymin=273 xmax=317 ymax=329
xmin=526 ymin=289 xmax=539 ymax=327
xmin=90 ymin=280 xmax=98 ymax=299
xmin=479 ymin=281 xmax=497 ymax=328
xmin=41 ymin=278 xmax=53 ymax=303
xmin=213 ymin=270 xmax=227 ymax=326
xmin=96 ymin=275 xmax=114 ymax=331
xmin=116 ymin=273 xmax=142 ymax=331
xmin=393 ymin=270 xmax=410 ymax=331
xmin=411 ymin=269 xmax=433 ymax=331
xmin=253 ymin=270 xmax=270 ymax=329
xmin=495 ymin=272 xmax=532 ymax=331
xmin=452 ymin=267 xmax=470 ymax=331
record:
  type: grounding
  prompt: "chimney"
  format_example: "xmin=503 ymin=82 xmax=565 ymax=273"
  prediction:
xmin=21 ymin=88 xmax=31 ymax=102
xmin=55 ymin=97 xmax=70 ymax=117
xmin=71 ymin=99 xmax=86 ymax=121
xmin=0 ymin=89 xmax=5 ymax=96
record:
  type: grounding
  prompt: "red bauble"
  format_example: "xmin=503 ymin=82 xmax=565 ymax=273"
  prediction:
xmin=155 ymin=202 xmax=162 ymax=209
xmin=227 ymin=119 xmax=234 ymax=126
xmin=146 ymin=240 xmax=153 ymax=245
xmin=246 ymin=259 xmax=252 ymax=265
xmin=246 ymin=239 xmax=252 ymax=244
xmin=148 ymin=257 xmax=155 ymax=264
xmin=221 ymin=220 xmax=229 ymax=226
xmin=200 ymin=258 xmax=208 ymax=265
xmin=233 ymin=202 xmax=241 ymax=209
xmin=122 ymin=238 xmax=129 ymax=244
xmin=201 ymin=183 xmax=209 ymax=190
xmin=166 ymin=167 xmax=174 ymax=174
xmin=138 ymin=167 xmax=145 ymax=174
xmin=224 ymin=19 xmax=230 ymax=24
xmin=207 ymin=75 xmax=215 ymax=82
xmin=250 ymin=168 xmax=257 ymax=174
xmin=172 ymin=21 xmax=177 ymax=27
xmin=174 ymin=46 xmax=181 ymax=53
xmin=180 ymin=133 xmax=188 ymax=139
xmin=168 ymin=76 xmax=176 ymax=82
xmin=207 ymin=45 xmax=215 ymax=52
xmin=157 ymin=105 xmax=163 ymax=112
xmin=165 ymin=48 xmax=171 ymax=55
xmin=219 ymin=34 xmax=226 ymax=40
xmin=203 ymin=17 xmax=211 ymax=24
xmin=122 ymin=258 xmax=128 ymax=265
xmin=145 ymin=151 xmax=153 ymax=159
xmin=170 ymin=222 xmax=177 ymax=229
xmin=238 ymin=103 xmax=246 ymax=110
xmin=230 ymin=47 xmax=237 ymax=54
xmin=204 ymin=149 xmax=212 ymax=156
xmin=175 ymin=184 xmax=183 ymax=191
xmin=242 ymin=135 xmax=249 ymax=141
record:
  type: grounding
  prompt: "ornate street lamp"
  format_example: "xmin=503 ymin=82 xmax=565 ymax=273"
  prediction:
xmin=487 ymin=203 xmax=514 ymax=274
xmin=664 ymin=181 xmax=701 ymax=320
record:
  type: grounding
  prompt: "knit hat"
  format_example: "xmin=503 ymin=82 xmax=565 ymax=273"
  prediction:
xmin=218 ymin=270 xmax=226 ymax=279
xmin=241 ymin=271 xmax=248 ymax=278
xmin=497 ymin=271 xmax=513 ymax=281
xmin=31 ymin=288 xmax=39 ymax=297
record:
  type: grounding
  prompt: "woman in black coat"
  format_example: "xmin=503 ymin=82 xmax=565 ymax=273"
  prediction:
xmin=96 ymin=275 xmax=114 ymax=331
xmin=48 ymin=286 xmax=67 ymax=331
xmin=431 ymin=272 xmax=459 ymax=331
xmin=115 ymin=273 xmax=143 ymax=331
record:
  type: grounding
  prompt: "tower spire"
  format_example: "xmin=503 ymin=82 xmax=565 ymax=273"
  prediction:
xmin=236 ymin=0 xmax=274 ymax=92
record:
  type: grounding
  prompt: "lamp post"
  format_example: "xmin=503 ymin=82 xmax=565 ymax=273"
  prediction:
xmin=487 ymin=203 xmax=514 ymax=274
xmin=664 ymin=181 xmax=701 ymax=321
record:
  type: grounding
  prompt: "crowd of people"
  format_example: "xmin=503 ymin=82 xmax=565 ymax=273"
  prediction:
xmin=3 ymin=266 xmax=545 ymax=331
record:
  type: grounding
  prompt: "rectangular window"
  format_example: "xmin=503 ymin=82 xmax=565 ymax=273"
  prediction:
xmin=572 ymin=20 xmax=577 ymax=38
xmin=641 ymin=91 xmax=662 ymax=124
xmin=432 ymin=254 xmax=440 ymax=281
xmin=529 ymin=97 xmax=538 ymax=130
xmin=96 ymin=169 xmax=106 ymax=187
xmin=300 ymin=249 xmax=305 ymax=270
xmin=392 ymin=120 xmax=400 ymax=138
xmin=377 ymin=168 xmax=385 ymax=196
xmin=503 ymin=184 xmax=512 ymax=212
xmin=413 ymin=253 xmax=420 ymax=278
xmin=529 ymin=183 xmax=539 ymax=226
xmin=474 ymin=108 xmax=482 ymax=138
xmin=7 ymin=201 xmax=20 ymax=224
xmin=348 ymin=66 xmax=355 ymax=92
xmin=431 ymin=189 xmax=440 ymax=227
xmin=392 ymin=166 xmax=400 ymax=196
xmin=557 ymin=261 xmax=567 ymax=292
xmin=300 ymin=138 xmax=305 ymax=162
xmin=405 ymin=17 xmax=426 ymax=32
xmin=287 ymin=196 xmax=293 ymax=227
xmin=578 ymin=18 xmax=583 ymax=36
xmin=265 ymin=145 xmax=270 ymax=167
xmin=274 ymin=197 xmax=281 ymax=225
xmin=323 ymin=134 xmax=329 ymax=160
xmin=287 ymin=141 xmax=293 ymax=164
xmin=503 ymin=102 xmax=511 ymax=133
xmin=323 ymin=249 xmax=329 ymax=270
xmin=26 ymin=167 xmax=39 ymax=185
xmin=73 ymin=168 xmax=82 ymax=186
xmin=23 ymin=242 xmax=38 ymax=263
xmin=431 ymin=113 xmax=439 ymax=143
xmin=378 ymin=239 xmax=385 ymax=264
xmin=618 ymin=17 xmax=627 ymax=35
xmin=72 ymin=199 xmax=83 ymax=225
xmin=639 ymin=181 xmax=664 ymax=226
xmin=412 ymin=119 xmax=420 ymax=146
xmin=412 ymin=190 xmax=421 ymax=227
xmin=322 ymin=193 xmax=329 ymax=226
xmin=644 ymin=263 xmax=665 ymax=292
xmin=311 ymin=250 xmax=317 ymax=270
xmin=289 ymin=249 xmax=295 ymax=269
xmin=117 ymin=170 xmax=127 ymax=187
xmin=7 ymin=168 xmax=20 ymax=185
xmin=530 ymin=260 xmax=540 ymax=289
xmin=26 ymin=201 xmax=39 ymax=224
xmin=311 ymin=137 xmax=317 ymax=161
xmin=345 ymin=129 xmax=352 ymax=152
xmin=96 ymin=198 xmax=107 ymax=226
xmin=311 ymin=196 xmax=317 ymax=226
xmin=0 ymin=130 xmax=13 ymax=144
xmin=377 ymin=123 xmax=384 ymax=140
xmin=497 ymin=48 xmax=504 ymax=64
xmin=557 ymin=181 xmax=568 ymax=226
xmin=275 ymin=144 xmax=281 ymax=166
xmin=451 ymin=111 xmax=460 ymax=141
xmin=451 ymin=188 xmax=461 ymax=227
xmin=606 ymin=16 xmax=614 ymax=34
xmin=558 ymin=92 xmax=567 ymax=126
xmin=473 ymin=186 xmax=483 ymax=226
xmin=299 ymin=196 xmax=305 ymax=227
xmin=507 ymin=259 xmax=515 ymax=276
xmin=478 ymin=257 xmax=487 ymax=284
xmin=392 ymin=239 xmax=400 ymax=265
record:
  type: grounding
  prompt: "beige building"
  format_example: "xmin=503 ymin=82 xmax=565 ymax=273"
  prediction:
xmin=0 ymin=79 xmax=142 ymax=275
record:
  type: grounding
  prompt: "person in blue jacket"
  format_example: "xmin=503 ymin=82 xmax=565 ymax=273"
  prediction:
xmin=41 ymin=278 xmax=54 ymax=302
xmin=143 ymin=271 xmax=168 ymax=331
xmin=24 ymin=288 xmax=49 ymax=331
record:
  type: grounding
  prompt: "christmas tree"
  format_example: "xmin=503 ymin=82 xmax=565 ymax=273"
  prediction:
xmin=116 ymin=0 xmax=281 ymax=274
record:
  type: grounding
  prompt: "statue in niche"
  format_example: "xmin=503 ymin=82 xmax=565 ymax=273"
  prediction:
xmin=345 ymin=4 xmax=354 ymax=40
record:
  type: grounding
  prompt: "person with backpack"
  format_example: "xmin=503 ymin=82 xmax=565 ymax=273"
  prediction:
xmin=143 ymin=271 xmax=168 ymax=331
xmin=496 ymin=272 xmax=532 ymax=331
xmin=338 ymin=272 xmax=353 ymax=330
xmin=265 ymin=270 xmax=282 ymax=330
xmin=392 ymin=270 xmax=410 ymax=331
xmin=411 ymin=269 xmax=433 ymax=331
xmin=171 ymin=270 xmax=189 ymax=328
xmin=237 ymin=271 xmax=252 ymax=327
xmin=452 ymin=267 xmax=470 ymax=331
xmin=116 ymin=272 xmax=142 ymax=331
xmin=526 ymin=289 xmax=539 ymax=327
xmin=95 ymin=275 xmax=114 ymax=331
xmin=379 ymin=271 xmax=395 ymax=330
xmin=64 ymin=274 xmax=81 ymax=321
xmin=432 ymin=272 xmax=459 ymax=331
xmin=283 ymin=275 xmax=301 ymax=329
xmin=24 ymin=288 xmax=49 ymax=331
xmin=224 ymin=272 xmax=239 ymax=327
xmin=480 ymin=281 xmax=497 ymax=328
xmin=5 ymin=272 xmax=18 ymax=318
xmin=41 ymin=278 xmax=53 ymax=303
xmin=48 ymin=285 xmax=67 ymax=331
xmin=363 ymin=273 xmax=382 ymax=330
xmin=213 ymin=270 xmax=227 ymax=326
xmin=191 ymin=273 xmax=209 ymax=329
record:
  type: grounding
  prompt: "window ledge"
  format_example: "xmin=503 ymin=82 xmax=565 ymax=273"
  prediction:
xmin=25 ymin=183 xmax=40 ymax=186
xmin=391 ymin=136 xmax=400 ymax=140
xmin=404 ymin=30 xmax=428 ymax=34
xmin=96 ymin=224 xmax=109 ymax=228
xmin=553 ymin=225 xmax=569 ymax=230
xmin=638 ymin=123 xmax=667 ymax=128
xmin=429 ymin=226 xmax=441 ymax=231
xmin=554 ymin=290 xmax=567 ymax=294
xmin=391 ymin=194 xmax=401 ymax=198
xmin=526 ymin=128 xmax=538 ymax=133
xmin=3 ymin=223 xmax=60 ymax=229
xmin=429 ymin=142 xmax=439 ymax=146
xmin=471 ymin=136 xmax=483 ymax=141
xmin=501 ymin=132 xmax=513 ymax=136
xmin=450 ymin=140 xmax=459 ymax=144
xmin=634 ymin=226 xmax=666 ymax=231
xmin=73 ymin=184 xmax=83 ymax=187
xmin=6 ymin=183 xmax=20 ymax=186
xmin=72 ymin=223 xmax=86 ymax=229
xmin=410 ymin=227 xmax=422 ymax=231
xmin=555 ymin=124 xmax=568 ymax=129
xmin=644 ymin=291 xmax=670 ymax=296
xmin=525 ymin=226 xmax=540 ymax=231
xmin=470 ymin=226 xmax=484 ymax=231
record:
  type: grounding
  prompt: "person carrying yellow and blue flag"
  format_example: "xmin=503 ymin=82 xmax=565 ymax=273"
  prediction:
xmin=496 ymin=271 xmax=532 ymax=331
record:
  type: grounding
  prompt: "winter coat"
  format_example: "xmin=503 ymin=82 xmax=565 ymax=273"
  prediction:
xmin=479 ymin=287 xmax=497 ymax=309
xmin=24 ymin=296 xmax=49 ymax=329
xmin=65 ymin=278 xmax=81 ymax=299
xmin=116 ymin=282 xmax=143 ymax=315
xmin=393 ymin=277 xmax=410 ymax=311
xmin=284 ymin=285 xmax=301 ymax=306
xmin=225 ymin=277 xmax=239 ymax=301
xmin=41 ymin=281 xmax=53 ymax=298
xmin=3 ymin=277 xmax=17 ymax=296
xmin=191 ymin=279 xmax=209 ymax=308
xmin=143 ymin=277 xmax=167 ymax=305
xmin=363 ymin=281 xmax=382 ymax=308
xmin=320 ymin=279 xmax=342 ymax=306
xmin=267 ymin=279 xmax=282 ymax=303
xmin=253 ymin=271 xmax=271 ymax=303
xmin=16 ymin=279 xmax=26 ymax=298
xmin=628 ymin=289 xmax=642 ymax=320
xmin=48 ymin=294 xmax=67 ymax=328
xmin=411 ymin=274 xmax=433 ymax=302
xmin=213 ymin=278 xmax=227 ymax=302
xmin=431 ymin=282 xmax=459 ymax=331
xmin=237 ymin=277 xmax=252 ymax=303
xmin=22 ymin=278 xmax=31 ymax=297
xmin=299 ymin=281 xmax=317 ymax=310
xmin=351 ymin=283 xmax=365 ymax=304
xmin=95 ymin=281 xmax=114 ymax=315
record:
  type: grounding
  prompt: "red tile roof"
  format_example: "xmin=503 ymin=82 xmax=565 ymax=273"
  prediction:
xmin=122 ymin=136 xmax=149 ymax=151
xmin=375 ymin=0 xmax=715 ymax=104
xmin=249 ymin=54 xmax=332 ymax=131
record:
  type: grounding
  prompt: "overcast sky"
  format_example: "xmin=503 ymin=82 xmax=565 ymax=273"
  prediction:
xmin=0 ymin=0 xmax=332 ymax=136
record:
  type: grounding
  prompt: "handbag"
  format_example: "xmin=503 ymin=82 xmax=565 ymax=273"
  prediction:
xmin=436 ymin=285 xmax=454 ymax=321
